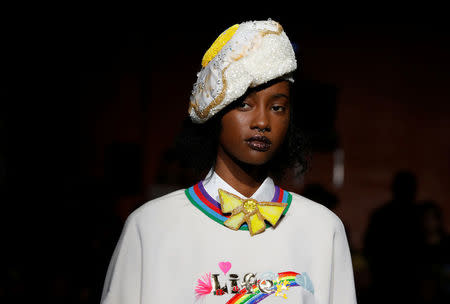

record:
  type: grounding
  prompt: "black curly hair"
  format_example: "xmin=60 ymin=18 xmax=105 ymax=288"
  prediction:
xmin=175 ymin=79 xmax=311 ymax=181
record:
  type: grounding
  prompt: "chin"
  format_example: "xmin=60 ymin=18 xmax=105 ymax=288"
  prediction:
xmin=240 ymin=152 xmax=274 ymax=166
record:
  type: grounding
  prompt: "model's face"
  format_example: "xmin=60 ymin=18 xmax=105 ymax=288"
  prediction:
xmin=218 ymin=80 xmax=290 ymax=166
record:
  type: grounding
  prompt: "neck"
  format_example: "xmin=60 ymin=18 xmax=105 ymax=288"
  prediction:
xmin=214 ymin=147 xmax=269 ymax=197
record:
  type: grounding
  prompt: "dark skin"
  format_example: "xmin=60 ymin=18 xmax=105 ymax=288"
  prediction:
xmin=215 ymin=80 xmax=291 ymax=197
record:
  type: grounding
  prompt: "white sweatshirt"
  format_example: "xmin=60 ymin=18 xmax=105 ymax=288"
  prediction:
xmin=101 ymin=172 xmax=357 ymax=304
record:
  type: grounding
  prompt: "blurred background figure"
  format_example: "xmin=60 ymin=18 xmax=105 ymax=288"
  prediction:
xmin=363 ymin=170 xmax=423 ymax=303
xmin=416 ymin=200 xmax=450 ymax=303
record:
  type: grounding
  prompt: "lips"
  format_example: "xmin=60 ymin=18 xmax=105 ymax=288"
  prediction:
xmin=246 ymin=135 xmax=272 ymax=152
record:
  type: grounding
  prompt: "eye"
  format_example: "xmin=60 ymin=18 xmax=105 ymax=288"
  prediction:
xmin=271 ymin=105 xmax=286 ymax=112
xmin=237 ymin=101 xmax=251 ymax=110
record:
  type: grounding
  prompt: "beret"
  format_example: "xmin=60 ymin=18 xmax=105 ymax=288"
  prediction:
xmin=189 ymin=19 xmax=297 ymax=123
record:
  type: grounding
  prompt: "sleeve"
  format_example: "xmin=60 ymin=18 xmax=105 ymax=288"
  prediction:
xmin=330 ymin=219 xmax=357 ymax=304
xmin=100 ymin=216 xmax=142 ymax=304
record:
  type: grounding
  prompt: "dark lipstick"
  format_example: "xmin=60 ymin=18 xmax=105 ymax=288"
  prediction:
xmin=246 ymin=135 xmax=272 ymax=152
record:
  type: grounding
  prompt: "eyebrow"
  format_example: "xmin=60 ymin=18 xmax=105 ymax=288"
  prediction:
xmin=271 ymin=93 xmax=289 ymax=100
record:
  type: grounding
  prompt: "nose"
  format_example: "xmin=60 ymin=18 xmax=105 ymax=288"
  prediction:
xmin=250 ymin=106 xmax=271 ymax=133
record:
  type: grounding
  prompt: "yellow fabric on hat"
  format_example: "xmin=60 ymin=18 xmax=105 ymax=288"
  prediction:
xmin=201 ymin=24 xmax=239 ymax=67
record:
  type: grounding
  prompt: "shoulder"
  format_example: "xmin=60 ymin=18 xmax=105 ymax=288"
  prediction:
xmin=125 ymin=188 xmax=188 ymax=225
xmin=286 ymin=190 xmax=345 ymax=232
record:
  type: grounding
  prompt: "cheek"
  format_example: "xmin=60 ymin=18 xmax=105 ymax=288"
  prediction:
xmin=274 ymin=118 xmax=290 ymax=143
xmin=221 ymin=112 xmax=248 ymax=139
xmin=219 ymin=118 xmax=238 ymax=147
xmin=219 ymin=128 xmax=233 ymax=146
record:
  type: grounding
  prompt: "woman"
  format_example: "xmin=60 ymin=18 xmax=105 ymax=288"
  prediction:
xmin=101 ymin=19 xmax=357 ymax=304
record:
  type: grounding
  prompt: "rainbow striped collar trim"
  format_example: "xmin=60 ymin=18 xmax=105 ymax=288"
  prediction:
xmin=185 ymin=181 xmax=292 ymax=231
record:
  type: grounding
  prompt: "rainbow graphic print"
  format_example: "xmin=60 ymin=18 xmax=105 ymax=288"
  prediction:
xmin=185 ymin=182 xmax=292 ymax=230
xmin=226 ymin=272 xmax=300 ymax=303
xmin=194 ymin=268 xmax=315 ymax=303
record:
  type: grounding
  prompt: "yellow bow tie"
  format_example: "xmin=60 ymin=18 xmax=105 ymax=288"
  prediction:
xmin=218 ymin=189 xmax=288 ymax=236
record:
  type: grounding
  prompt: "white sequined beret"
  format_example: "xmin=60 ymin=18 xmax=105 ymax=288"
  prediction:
xmin=189 ymin=19 xmax=297 ymax=123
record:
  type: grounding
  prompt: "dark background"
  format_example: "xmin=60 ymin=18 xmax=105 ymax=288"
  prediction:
xmin=2 ymin=8 xmax=449 ymax=304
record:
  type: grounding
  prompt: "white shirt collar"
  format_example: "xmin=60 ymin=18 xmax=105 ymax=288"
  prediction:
xmin=202 ymin=168 xmax=276 ymax=202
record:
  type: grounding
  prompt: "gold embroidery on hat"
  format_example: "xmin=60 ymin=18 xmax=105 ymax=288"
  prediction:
xmin=261 ymin=22 xmax=283 ymax=37
xmin=190 ymin=66 xmax=229 ymax=120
